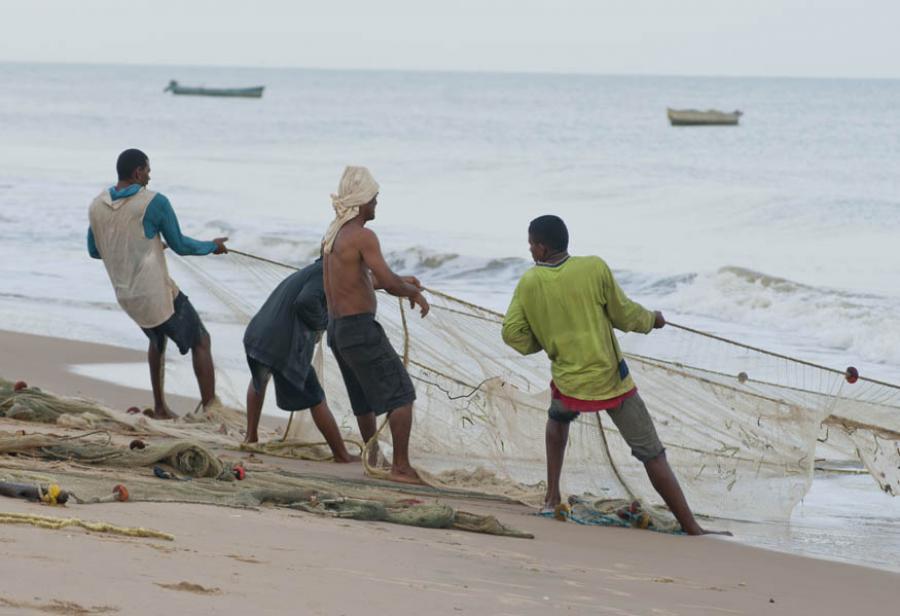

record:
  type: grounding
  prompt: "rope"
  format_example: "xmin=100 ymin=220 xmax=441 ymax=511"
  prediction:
xmin=231 ymin=245 xmax=890 ymax=387
xmin=399 ymin=297 xmax=410 ymax=367
xmin=238 ymin=437 xmax=365 ymax=461
xmin=361 ymin=416 xmax=392 ymax=479
xmin=229 ymin=248 xmax=299 ymax=271
xmin=668 ymin=321 xmax=900 ymax=391
xmin=283 ymin=413 xmax=295 ymax=441
xmin=229 ymin=245 xmax=885 ymax=389
xmin=0 ymin=511 xmax=174 ymax=540
xmin=595 ymin=414 xmax=637 ymax=500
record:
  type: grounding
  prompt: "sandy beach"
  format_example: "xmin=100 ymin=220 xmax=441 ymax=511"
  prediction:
xmin=1 ymin=329 xmax=898 ymax=615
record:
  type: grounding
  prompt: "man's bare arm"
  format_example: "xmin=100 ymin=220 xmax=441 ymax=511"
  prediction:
xmin=359 ymin=230 xmax=429 ymax=316
xmin=370 ymin=270 xmax=422 ymax=291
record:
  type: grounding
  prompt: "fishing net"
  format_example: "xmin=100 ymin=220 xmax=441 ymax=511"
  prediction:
xmin=541 ymin=496 xmax=682 ymax=534
xmin=7 ymin=249 xmax=898 ymax=529
xmin=164 ymin=250 xmax=900 ymax=521
xmin=0 ymin=428 xmax=530 ymax=538
xmin=0 ymin=378 xmax=534 ymax=537
xmin=0 ymin=432 xmax=227 ymax=479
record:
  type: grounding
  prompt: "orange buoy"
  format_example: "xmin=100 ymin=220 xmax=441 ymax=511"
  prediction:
xmin=13 ymin=381 xmax=28 ymax=392
xmin=845 ymin=366 xmax=859 ymax=384
xmin=126 ymin=406 xmax=141 ymax=415
xmin=113 ymin=484 xmax=129 ymax=502
xmin=233 ymin=465 xmax=246 ymax=480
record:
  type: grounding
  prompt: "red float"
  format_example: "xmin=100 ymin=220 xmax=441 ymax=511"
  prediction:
xmin=113 ymin=484 xmax=129 ymax=502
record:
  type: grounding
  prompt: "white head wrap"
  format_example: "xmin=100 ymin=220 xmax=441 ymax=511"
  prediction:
xmin=321 ymin=166 xmax=380 ymax=254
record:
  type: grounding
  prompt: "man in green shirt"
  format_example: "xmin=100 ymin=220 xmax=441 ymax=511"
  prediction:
xmin=502 ymin=215 xmax=718 ymax=535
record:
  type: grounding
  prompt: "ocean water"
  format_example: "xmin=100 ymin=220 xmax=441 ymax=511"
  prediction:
xmin=1 ymin=62 xmax=899 ymax=571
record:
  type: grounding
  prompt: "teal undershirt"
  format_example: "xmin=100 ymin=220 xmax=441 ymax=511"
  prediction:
xmin=87 ymin=184 xmax=216 ymax=258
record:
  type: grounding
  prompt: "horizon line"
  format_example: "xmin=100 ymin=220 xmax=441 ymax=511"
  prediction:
xmin=2 ymin=58 xmax=899 ymax=83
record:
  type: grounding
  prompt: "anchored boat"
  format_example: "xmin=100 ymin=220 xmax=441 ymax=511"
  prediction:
xmin=164 ymin=80 xmax=265 ymax=98
xmin=667 ymin=108 xmax=742 ymax=126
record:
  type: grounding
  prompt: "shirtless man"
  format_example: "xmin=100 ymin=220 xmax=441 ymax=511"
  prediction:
xmin=322 ymin=166 xmax=429 ymax=484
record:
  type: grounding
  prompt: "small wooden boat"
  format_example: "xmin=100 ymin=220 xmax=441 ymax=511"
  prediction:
xmin=667 ymin=108 xmax=742 ymax=126
xmin=164 ymin=80 xmax=264 ymax=98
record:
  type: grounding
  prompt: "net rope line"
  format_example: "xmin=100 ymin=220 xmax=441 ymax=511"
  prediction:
xmin=666 ymin=322 xmax=900 ymax=391
xmin=227 ymin=247 xmax=900 ymax=398
xmin=627 ymin=352 xmax=900 ymax=435
xmin=229 ymin=248 xmax=900 ymax=392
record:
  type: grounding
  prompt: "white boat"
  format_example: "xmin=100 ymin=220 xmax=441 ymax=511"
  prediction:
xmin=667 ymin=108 xmax=742 ymax=126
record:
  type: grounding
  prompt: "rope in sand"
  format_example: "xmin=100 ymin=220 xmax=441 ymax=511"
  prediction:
xmin=0 ymin=511 xmax=173 ymax=540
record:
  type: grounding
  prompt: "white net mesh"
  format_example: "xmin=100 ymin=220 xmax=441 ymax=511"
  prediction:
xmin=169 ymin=251 xmax=900 ymax=520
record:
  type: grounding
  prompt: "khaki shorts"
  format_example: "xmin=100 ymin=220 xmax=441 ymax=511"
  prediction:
xmin=548 ymin=392 xmax=665 ymax=462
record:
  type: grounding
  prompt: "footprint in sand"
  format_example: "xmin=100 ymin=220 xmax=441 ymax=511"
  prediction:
xmin=0 ymin=596 xmax=118 ymax=614
xmin=155 ymin=582 xmax=221 ymax=595
xmin=226 ymin=554 xmax=264 ymax=564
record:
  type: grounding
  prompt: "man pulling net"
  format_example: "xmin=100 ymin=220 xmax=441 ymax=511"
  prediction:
xmin=322 ymin=166 xmax=429 ymax=485
xmin=87 ymin=149 xmax=228 ymax=419
xmin=502 ymin=215 xmax=728 ymax=535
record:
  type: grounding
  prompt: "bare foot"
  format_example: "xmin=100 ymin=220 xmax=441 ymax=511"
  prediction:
xmin=144 ymin=406 xmax=178 ymax=420
xmin=243 ymin=435 xmax=259 ymax=445
xmin=684 ymin=525 xmax=733 ymax=536
xmin=543 ymin=493 xmax=562 ymax=511
xmin=334 ymin=453 xmax=362 ymax=464
xmin=701 ymin=529 xmax=733 ymax=536
xmin=386 ymin=465 xmax=423 ymax=485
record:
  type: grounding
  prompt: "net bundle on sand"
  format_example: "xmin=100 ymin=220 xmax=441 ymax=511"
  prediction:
xmin=0 ymin=380 xmax=532 ymax=538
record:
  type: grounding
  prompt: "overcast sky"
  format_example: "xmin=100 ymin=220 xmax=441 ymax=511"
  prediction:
xmin=2 ymin=0 xmax=897 ymax=78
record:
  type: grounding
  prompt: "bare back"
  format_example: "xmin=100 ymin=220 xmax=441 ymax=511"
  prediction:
xmin=323 ymin=222 xmax=378 ymax=318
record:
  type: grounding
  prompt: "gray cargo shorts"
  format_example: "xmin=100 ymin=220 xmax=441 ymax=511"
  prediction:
xmin=549 ymin=392 xmax=665 ymax=462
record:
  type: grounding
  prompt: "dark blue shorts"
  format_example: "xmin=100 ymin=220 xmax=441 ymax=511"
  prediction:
xmin=247 ymin=356 xmax=325 ymax=411
xmin=142 ymin=292 xmax=207 ymax=355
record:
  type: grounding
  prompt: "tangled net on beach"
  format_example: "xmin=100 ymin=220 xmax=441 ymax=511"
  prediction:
xmin=0 ymin=432 xmax=226 ymax=479
xmin=0 ymin=380 xmax=533 ymax=538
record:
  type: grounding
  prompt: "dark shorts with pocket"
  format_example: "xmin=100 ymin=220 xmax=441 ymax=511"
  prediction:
xmin=327 ymin=313 xmax=416 ymax=416
xmin=247 ymin=356 xmax=325 ymax=411
xmin=142 ymin=292 xmax=208 ymax=355
xmin=549 ymin=392 xmax=665 ymax=462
